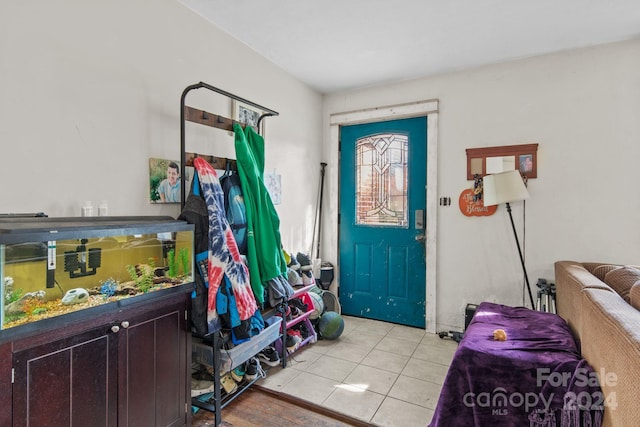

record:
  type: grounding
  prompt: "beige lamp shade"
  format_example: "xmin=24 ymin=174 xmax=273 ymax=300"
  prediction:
xmin=483 ymin=170 xmax=530 ymax=207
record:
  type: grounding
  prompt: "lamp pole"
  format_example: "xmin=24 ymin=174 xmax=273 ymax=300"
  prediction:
xmin=505 ymin=202 xmax=535 ymax=309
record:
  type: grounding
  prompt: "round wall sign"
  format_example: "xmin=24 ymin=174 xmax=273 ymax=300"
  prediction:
xmin=459 ymin=189 xmax=497 ymax=217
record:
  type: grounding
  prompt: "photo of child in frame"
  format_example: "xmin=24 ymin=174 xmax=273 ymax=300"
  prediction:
xmin=519 ymin=154 xmax=533 ymax=173
xmin=149 ymin=158 xmax=181 ymax=203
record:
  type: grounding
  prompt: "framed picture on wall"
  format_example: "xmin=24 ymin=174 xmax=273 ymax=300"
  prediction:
xmin=519 ymin=154 xmax=534 ymax=174
xmin=149 ymin=158 xmax=182 ymax=204
xmin=232 ymin=100 xmax=264 ymax=133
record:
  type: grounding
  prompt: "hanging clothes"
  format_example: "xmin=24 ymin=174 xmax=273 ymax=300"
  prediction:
xmin=177 ymin=172 xmax=209 ymax=336
xmin=216 ymin=274 xmax=264 ymax=344
xmin=193 ymin=157 xmax=258 ymax=333
xmin=234 ymin=123 xmax=292 ymax=306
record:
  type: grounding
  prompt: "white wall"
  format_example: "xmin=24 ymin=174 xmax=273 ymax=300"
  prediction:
xmin=3 ymin=2 xmax=639 ymax=331
xmin=0 ymin=0 xmax=323 ymax=256
xmin=324 ymin=39 xmax=640 ymax=331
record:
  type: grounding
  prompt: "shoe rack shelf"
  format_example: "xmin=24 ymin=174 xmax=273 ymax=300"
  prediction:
xmin=291 ymin=322 xmax=317 ymax=352
xmin=277 ymin=284 xmax=318 ymax=368
xmin=192 ymin=318 xmax=282 ymax=374
xmin=285 ymin=307 xmax=313 ymax=329
xmin=286 ymin=285 xmax=315 ymax=327
xmin=191 ymin=318 xmax=282 ymax=424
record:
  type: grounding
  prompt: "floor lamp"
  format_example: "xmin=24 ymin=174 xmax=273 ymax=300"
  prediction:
xmin=483 ymin=170 xmax=535 ymax=309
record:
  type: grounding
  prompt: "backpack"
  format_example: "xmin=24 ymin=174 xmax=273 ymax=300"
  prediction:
xmin=220 ymin=169 xmax=248 ymax=254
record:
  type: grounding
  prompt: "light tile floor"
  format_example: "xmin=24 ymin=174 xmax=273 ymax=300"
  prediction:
xmin=256 ymin=315 xmax=459 ymax=426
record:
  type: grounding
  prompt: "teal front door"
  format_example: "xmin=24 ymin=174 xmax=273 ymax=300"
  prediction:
xmin=339 ymin=117 xmax=427 ymax=328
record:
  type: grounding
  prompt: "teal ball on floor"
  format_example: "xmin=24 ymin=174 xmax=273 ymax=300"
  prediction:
xmin=318 ymin=311 xmax=344 ymax=340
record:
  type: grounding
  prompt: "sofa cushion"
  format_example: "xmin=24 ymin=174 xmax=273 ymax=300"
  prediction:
xmin=590 ymin=264 xmax=622 ymax=281
xmin=603 ymin=266 xmax=640 ymax=303
xmin=630 ymin=283 xmax=640 ymax=311
xmin=581 ymin=262 xmax=604 ymax=274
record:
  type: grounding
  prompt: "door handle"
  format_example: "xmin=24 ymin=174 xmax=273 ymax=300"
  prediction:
xmin=415 ymin=234 xmax=426 ymax=242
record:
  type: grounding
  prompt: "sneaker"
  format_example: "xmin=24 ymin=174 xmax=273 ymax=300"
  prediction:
xmin=288 ymin=297 xmax=309 ymax=313
xmin=231 ymin=365 xmax=245 ymax=382
xmin=191 ymin=378 xmax=215 ymax=397
xmin=296 ymin=252 xmax=312 ymax=271
xmin=244 ymin=357 xmax=261 ymax=381
xmin=290 ymin=306 xmax=302 ymax=319
xmin=287 ymin=268 xmax=303 ymax=286
xmin=301 ymin=270 xmax=314 ymax=285
xmin=287 ymin=252 xmax=300 ymax=271
xmin=292 ymin=320 xmax=311 ymax=339
xmin=286 ymin=334 xmax=302 ymax=353
xmin=258 ymin=346 xmax=281 ymax=367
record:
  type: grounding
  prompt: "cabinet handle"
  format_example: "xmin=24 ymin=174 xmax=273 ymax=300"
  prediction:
xmin=121 ymin=321 xmax=130 ymax=329
xmin=111 ymin=325 xmax=120 ymax=333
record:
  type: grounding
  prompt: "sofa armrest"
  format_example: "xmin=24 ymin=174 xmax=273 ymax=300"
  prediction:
xmin=581 ymin=288 xmax=640 ymax=427
xmin=554 ymin=261 xmax=612 ymax=342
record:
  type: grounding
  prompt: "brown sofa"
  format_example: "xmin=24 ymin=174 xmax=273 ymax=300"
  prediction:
xmin=555 ymin=261 xmax=640 ymax=427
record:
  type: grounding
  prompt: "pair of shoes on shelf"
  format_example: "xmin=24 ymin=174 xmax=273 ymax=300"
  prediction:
xmin=258 ymin=346 xmax=281 ymax=367
xmin=220 ymin=373 xmax=238 ymax=395
xmin=191 ymin=378 xmax=215 ymax=397
xmin=195 ymin=358 xmax=266 ymax=398
xmin=287 ymin=268 xmax=303 ymax=286
xmin=296 ymin=252 xmax=312 ymax=272
xmin=301 ymin=270 xmax=314 ymax=285
xmin=289 ymin=306 xmax=303 ymax=320
xmin=289 ymin=297 xmax=309 ymax=313
xmin=286 ymin=251 xmax=300 ymax=271
xmin=291 ymin=320 xmax=312 ymax=340
xmin=281 ymin=305 xmax=303 ymax=321
xmin=230 ymin=365 xmax=245 ymax=382
xmin=244 ymin=357 xmax=266 ymax=381
xmin=286 ymin=334 xmax=302 ymax=353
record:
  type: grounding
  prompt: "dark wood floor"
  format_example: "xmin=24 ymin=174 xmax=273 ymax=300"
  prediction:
xmin=191 ymin=386 xmax=372 ymax=427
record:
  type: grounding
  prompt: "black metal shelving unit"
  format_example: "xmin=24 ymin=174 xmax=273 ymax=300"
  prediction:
xmin=179 ymin=82 xmax=280 ymax=426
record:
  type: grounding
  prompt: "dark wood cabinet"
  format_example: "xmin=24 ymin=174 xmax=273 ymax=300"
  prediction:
xmin=13 ymin=323 xmax=119 ymax=427
xmin=119 ymin=298 xmax=188 ymax=427
xmin=6 ymin=291 xmax=191 ymax=427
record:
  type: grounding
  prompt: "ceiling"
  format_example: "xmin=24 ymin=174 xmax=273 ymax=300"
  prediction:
xmin=179 ymin=0 xmax=640 ymax=94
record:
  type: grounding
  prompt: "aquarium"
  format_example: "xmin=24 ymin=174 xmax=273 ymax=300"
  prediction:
xmin=0 ymin=216 xmax=194 ymax=330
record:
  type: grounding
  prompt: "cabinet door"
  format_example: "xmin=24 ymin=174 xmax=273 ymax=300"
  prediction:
xmin=119 ymin=299 xmax=188 ymax=427
xmin=12 ymin=325 xmax=118 ymax=427
xmin=0 ymin=342 xmax=12 ymax=427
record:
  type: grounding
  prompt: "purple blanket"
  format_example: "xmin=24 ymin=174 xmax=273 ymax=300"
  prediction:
xmin=429 ymin=302 xmax=603 ymax=427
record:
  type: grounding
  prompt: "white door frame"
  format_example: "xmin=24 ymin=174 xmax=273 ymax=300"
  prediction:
xmin=327 ymin=99 xmax=439 ymax=333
